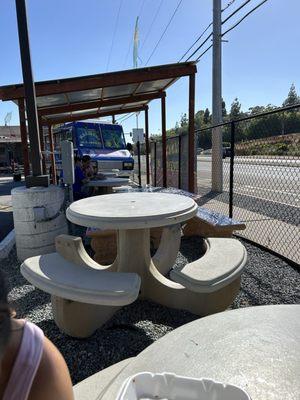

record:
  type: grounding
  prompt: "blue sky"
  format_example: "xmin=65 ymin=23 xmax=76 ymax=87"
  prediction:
xmin=0 ymin=0 xmax=299 ymax=136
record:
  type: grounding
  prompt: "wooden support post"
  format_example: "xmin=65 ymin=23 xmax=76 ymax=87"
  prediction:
xmin=188 ymin=73 xmax=196 ymax=193
xmin=18 ymin=98 xmax=30 ymax=176
xmin=145 ymin=107 xmax=150 ymax=185
xmin=161 ymin=96 xmax=167 ymax=187
xmin=48 ymin=125 xmax=56 ymax=185
xmin=38 ymin=118 xmax=46 ymax=174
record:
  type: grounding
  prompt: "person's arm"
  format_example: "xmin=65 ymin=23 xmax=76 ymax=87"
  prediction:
xmin=77 ymin=168 xmax=89 ymax=185
xmin=29 ymin=337 xmax=74 ymax=400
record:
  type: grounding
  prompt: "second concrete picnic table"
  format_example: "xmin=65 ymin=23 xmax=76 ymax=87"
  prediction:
xmin=86 ymin=177 xmax=129 ymax=194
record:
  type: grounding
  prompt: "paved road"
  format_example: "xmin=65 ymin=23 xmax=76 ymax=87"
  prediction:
xmin=197 ymin=156 xmax=299 ymax=207
xmin=137 ymin=155 xmax=299 ymax=207
xmin=0 ymin=177 xmax=23 ymax=241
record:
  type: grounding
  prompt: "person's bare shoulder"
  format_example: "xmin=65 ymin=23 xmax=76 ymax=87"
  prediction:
xmin=29 ymin=336 xmax=74 ymax=400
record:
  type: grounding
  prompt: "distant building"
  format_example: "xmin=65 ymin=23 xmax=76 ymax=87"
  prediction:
xmin=0 ymin=126 xmax=23 ymax=171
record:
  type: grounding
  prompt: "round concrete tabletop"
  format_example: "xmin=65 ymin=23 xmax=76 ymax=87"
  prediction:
xmin=100 ymin=305 xmax=300 ymax=400
xmin=67 ymin=192 xmax=198 ymax=229
xmin=86 ymin=177 xmax=129 ymax=187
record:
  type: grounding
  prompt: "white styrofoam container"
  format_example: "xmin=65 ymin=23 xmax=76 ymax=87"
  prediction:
xmin=116 ymin=372 xmax=251 ymax=400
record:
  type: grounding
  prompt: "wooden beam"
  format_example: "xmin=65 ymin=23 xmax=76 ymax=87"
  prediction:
xmin=43 ymin=105 xmax=148 ymax=126
xmin=38 ymin=92 xmax=165 ymax=116
xmin=38 ymin=118 xmax=46 ymax=174
xmin=0 ymin=63 xmax=197 ymax=100
xmin=145 ymin=108 xmax=150 ymax=185
xmin=188 ymin=73 xmax=196 ymax=193
xmin=18 ymin=98 xmax=30 ymax=176
xmin=48 ymin=125 xmax=57 ymax=185
xmin=161 ymin=96 xmax=167 ymax=187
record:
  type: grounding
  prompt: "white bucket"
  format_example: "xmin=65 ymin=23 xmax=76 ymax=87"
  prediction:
xmin=116 ymin=372 xmax=251 ymax=400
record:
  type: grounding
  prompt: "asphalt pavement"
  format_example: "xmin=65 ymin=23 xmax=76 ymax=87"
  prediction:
xmin=197 ymin=156 xmax=299 ymax=207
xmin=0 ymin=177 xmax=23 ymax=241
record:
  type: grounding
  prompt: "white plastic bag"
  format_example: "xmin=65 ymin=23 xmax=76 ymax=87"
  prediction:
xmin=116 ymin=372 xmax=251 ymax=400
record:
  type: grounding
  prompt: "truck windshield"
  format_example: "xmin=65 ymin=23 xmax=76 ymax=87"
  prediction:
xmin=101 ymin=125 xmax=126 ymax=150
xmin=77 ymin=126 xmax=103 ymax=148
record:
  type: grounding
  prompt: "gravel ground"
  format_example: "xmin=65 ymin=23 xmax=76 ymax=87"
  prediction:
xmin=1 ymin=237 xmax=299 ymax=385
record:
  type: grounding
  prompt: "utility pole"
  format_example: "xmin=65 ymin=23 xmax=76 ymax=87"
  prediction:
xmin=15 ymin=0 xmax=49 ymax=187
xmin=211 ymin=0 xmax=223 ymax=192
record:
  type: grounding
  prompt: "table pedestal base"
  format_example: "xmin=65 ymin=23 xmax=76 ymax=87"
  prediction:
xmin=116 ymin=226 xmax=241 ymax=316
xmin=51 ymin=227 xmax=242 ymax=338
xmin=51 ymin=295 xmax=121 ymax=338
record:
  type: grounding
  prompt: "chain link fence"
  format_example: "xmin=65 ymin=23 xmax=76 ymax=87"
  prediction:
xmin=196 ymin=105 xmax=300 ymax=265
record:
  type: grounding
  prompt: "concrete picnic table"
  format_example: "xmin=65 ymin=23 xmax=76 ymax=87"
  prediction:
xmin=67 ymin=192 xmax=246 ymax=318
xmin=74 ymin=304 xmax=300 ymax=400
xmin=67 ymin=192 xmax=197 ymax=298
xmin=86 ymin=177 xmax=129 ymax=194
xmin=21 ymin=192 xmax=247 ymax=338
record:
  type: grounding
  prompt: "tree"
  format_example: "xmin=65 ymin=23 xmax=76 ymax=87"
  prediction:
xmin=180 ymin=113 xmax=188 ymax=127
xmin=229 ymin=98 xmax=242 ymax=120
xmin=222 ymin=99 xmax=227 ymax=118
xmin=203 ymin=108 xmax=210 ymax=124
xmin=248 ymin=106 xmax=265 ymax=115
xmin=282 ymin=84 xmax=300 ymax=107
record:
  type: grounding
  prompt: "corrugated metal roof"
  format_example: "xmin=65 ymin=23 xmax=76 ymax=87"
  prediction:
xmin=0 ymin=62 xmax=197 ymax=125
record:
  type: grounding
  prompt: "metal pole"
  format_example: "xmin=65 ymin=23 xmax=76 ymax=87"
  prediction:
xmin=48 ymin=125 xmax=57 ymax=185
xmin=145 ymin=108 xmax=150 ymax=185
xmin=15 ymin=0 xmax=48 ymax=187
xmin=137 ymin=141 xmax=142 ymax=187
xmin=154 ymin=141 xmax=157 ymax=186
xmin=161 ymin=96 xmax=167 ymax=187
xmin=188 ymin=74 xmax=196 ymax=193
xmin=178 ymin=135 xmax=182 ymax=189
xmin=112 ymin=115 xmax=116 ymax=124
xmin=229 ymin=121 xmax=235 ymax=218
xmin=211 ymin=0 xmax=223 ymax=192
xmin=18 ymin=98 xmax=30 ymax=176
xmin=38 ymin=119 xmax=46 ymax=174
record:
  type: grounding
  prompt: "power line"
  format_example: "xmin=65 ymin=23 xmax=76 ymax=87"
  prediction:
xmin=145 ymin=0 xmax=183 ymax=66
xmin=222 ymin=0 xmax=252 ymax=25
xmin=116 ymin=112 xmax=136 ymax=123
xmin=106 ymin=0 xmax=123 ymax=71
xmin=123 ymin=41 xmax=132 ymax=69
xmin=140 ymin=0 xmax=164 ymax=51
xmin=195 ymin=44 xmax=213 ymax=62
xmin=181 ymin=0 xmax=266 ymax=63
xmin=185 ymin=32 xmax=213 ymax=62
xmin=222 ymin=0 xmax=268 ymax=37
xmin=178 ymin=0 xmax=245 ymax=63
xmin=178 ymin=22 xmax=212 ymax=62
xmin=138 ymin=0 xmax=146 ymax=17
xmin=221 ymin=0 xmax=237 ymax=12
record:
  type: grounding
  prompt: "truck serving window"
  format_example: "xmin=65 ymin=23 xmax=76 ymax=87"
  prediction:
xmin=77 ymin=126 xmax=103 ymax=148
xmin=101 ymin=125 xmax=126 ymax=150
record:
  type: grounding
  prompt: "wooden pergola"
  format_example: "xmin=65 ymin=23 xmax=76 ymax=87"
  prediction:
xmin=0 ymin=62 xmax=197 ymax=191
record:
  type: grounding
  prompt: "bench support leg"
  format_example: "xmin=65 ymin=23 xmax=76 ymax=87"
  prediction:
xmin=51 ymin=295 xmax=121 ymax=338
xmin=145 ymin=270 xmax=241 ymax=316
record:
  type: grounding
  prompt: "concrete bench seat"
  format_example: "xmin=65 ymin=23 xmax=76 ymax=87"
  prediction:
xmin=170 ymin=237 xmax=247 ymax=293
xmin=183 ymin=208 xmax=246 ymax=238
xmin=21 ymin=252 xmax=141 ymax=306
xmin=20 ymin=235 xmax=141 ymax=338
